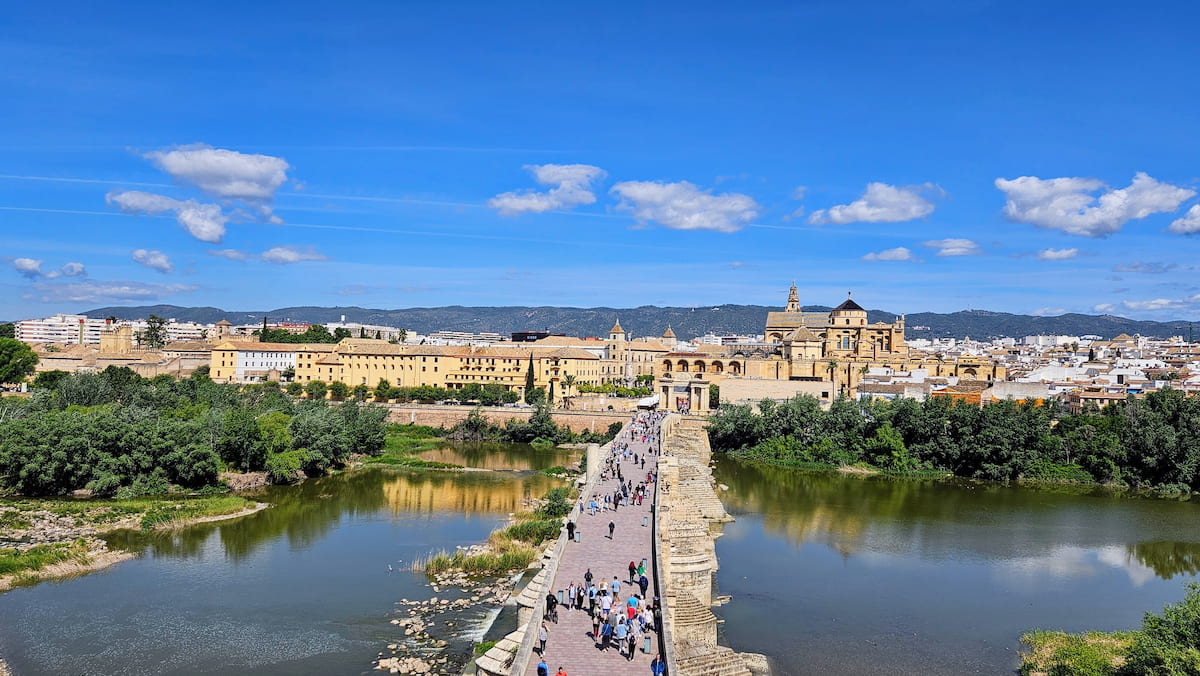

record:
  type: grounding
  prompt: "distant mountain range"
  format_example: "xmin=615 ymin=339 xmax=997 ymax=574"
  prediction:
xmin=76 ymin=304 xmax=1199 ymax=341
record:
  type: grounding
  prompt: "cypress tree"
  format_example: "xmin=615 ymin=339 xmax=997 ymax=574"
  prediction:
xmin=524 ymin=353 xmax=536 ymax=403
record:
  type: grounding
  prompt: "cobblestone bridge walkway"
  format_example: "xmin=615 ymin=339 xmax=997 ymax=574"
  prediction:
xmin=525 ymin=418 xmax=661 ymax=675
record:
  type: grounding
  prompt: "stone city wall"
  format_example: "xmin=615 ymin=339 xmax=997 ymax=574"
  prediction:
xmin=384 ymin=404 xmax=629 ymax=435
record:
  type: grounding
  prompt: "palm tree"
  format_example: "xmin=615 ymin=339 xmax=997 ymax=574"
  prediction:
xmin=826 ymin=358 xmax=839 ymax=396
xmin=564 ymin=374 xmax=576 ymax=397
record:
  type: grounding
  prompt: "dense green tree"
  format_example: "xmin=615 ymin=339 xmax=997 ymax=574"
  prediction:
xmin=328 ymin=381 xmax=350 ymax=400
xmin=136 ymin=314 xmax=168 ymax=349
xmin=524 ymin=354 xmax=536 ymax=403
xmin=304 ymin=380 xmax=328 ymax=400
xmin=0 ymin=338 xmax=38 ymax=384
xmin=0 ymin=323 xmax=15 ymax=339
xmin=286 ymin=381 xmax=304 ymax=396
xmin=218 ymin=408 xmax=266 ymax=471
xmin=31 ymin=370 xmax=70 ymax=389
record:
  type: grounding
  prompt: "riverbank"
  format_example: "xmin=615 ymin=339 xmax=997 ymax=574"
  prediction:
xmin=0 ymin=494 xmax=262 ymax=591
xmin=721 ymin=453 xmax=1200 ymax=501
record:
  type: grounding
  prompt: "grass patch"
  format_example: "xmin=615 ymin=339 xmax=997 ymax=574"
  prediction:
xmin=137 ymin=495 xmax=258 ymax=530
xmin=0 ymin=508 xmax=32 ymax=530
xmin=369 ymin=425 xmax=463 ymax=469
xmin=0 ymin=539 xmax=91 ymax=576
xmin=473 ymin=640 xmax=498 ymax=656
xmin=365 ymin=454 xmax=461 ymax=469
xmin=539 ymin=465 xmax=577 ymax=476
xmin=500 ymin=518 xmax=562 ymax=543
xmin=414 ymin=543 xmax=538 ymax=577
xmin=1019 ymin=630 xmax=1136 ymax=676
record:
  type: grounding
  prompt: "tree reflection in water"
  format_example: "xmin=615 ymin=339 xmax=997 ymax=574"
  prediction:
xmin=105 ymin=467 xmax=563 ymax=563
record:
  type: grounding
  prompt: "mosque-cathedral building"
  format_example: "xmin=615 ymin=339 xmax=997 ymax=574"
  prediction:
xmin=655 ymin=284 xmax=1005 ymax=412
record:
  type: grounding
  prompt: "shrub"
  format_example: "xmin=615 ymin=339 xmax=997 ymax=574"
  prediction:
xmin=265 ymin=450 xmax=306 ymax=484
xmin=1122 ymin=582 xmax=1200 ymax=675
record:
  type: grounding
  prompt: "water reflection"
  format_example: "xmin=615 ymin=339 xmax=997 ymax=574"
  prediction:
xmin=107 ymin=468 xmax=564 ymax=564
xmin=3 ymin=458 xmax=564 ymax=676
xmin=416 ymin=441 xmax=581 ymax=471
xmin=1130 ymin=541 xmax=1200 ymax=580
xmin=714 ymin=457 xmax=1200 ymax=578
xmin=711 ymin=456 xmax=1200 ymax=676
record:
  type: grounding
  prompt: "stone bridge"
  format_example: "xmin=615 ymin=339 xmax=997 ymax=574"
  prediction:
xmin=471 ymin=414 xmax=768 ymax=676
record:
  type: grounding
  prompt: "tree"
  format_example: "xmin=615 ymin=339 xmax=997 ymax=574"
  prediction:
xmin=524 ymin=353 xmax=536 ymax=403
xmin=333 ymin=327 xmax=353 ymax=341
xmin=398 ymin=329 xmax=407 ymax=343
xmin=305 ymin=380 xmax=328 ymax=400
xmin=328 ymin=381 xmax=350 ymax=400
xmin=286 ymin=381 xmax=304 ymax=396
xmin=32 ymin=369 xmax=70 ymax=389
xmin=709 ymin=384 xmax=720 ymax=408
xmin=137 ymin=314 xmax=167 ymax=349
xmin=359 ymin=327 xmax=367 ymax=338
xmin=0 ymin=338 xmax=38 ymax=384
xmin=826 ymin=359 xmax=840 ymax=395
xmin=563 ymin=374 xmax=576 ymax=397
xmin=0 ymin=323 xmax=14 ymax=339
xmin=548 ymin=381 xmax=555 ymax=407
xmin=374 ymin=330 xmax=381 ymax=340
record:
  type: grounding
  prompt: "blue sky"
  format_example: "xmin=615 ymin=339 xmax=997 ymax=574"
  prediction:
xmin=3 ymin=1 xmax=1200 ymax=322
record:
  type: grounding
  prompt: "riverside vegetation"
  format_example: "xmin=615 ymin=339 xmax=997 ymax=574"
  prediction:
xmin=1020 ymin=583 xmax=1200 ymax=675
xmin=707 ymin=389 xmax=1200 ymax=492
xmin=0 ymin=365 xmax=388 ymax=586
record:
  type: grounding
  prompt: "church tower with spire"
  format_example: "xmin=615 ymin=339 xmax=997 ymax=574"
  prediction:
xmin=785 ymin=282 xmax=801 ymax=313
xmin=608 ymin=317 xmax=626 ymax=343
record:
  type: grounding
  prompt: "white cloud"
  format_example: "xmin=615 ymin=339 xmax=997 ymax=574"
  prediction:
xmin=862 ymin=246 xmax=916 ymax=262
xmin=208 ymin=248 xmax=252 ymax=261
xmin=488 ymin=164 xmax=607 ymax=215
xmin=132 ymin=249 xmax=173 ymax=273
xmin=995 ymin=172 xmax=1195 ymax=237
xmin=144 ymin=144 xmax=289 ymax=202
xmin=791 ymin=186 xmax=807 ymax=200
xmin=59 ymin=262 xmax=86 ymax=277
xmin=11 ymin=258 xmax=86 ymax=279
xmin=1093 ymin=303 xmax=1117 ymax=313
xmin=28 ymin=280 xmax=198 ymax=303
xmin=1122 ymin=298 xmax=1187 ymax=312
xmin=13 ymin=258 xmax=44 ymax=279
xmin=260 ymin=245 xmax=327 ymax=264
xmin=106 ymin=190 xmax=228 ymax=243
xmin=808 ymin=182 xmax=941 ymax=225
xmin=1114 ymin=261 xmax=1176 ymax=274
xmin=610 ymin=180 xmax=760 ymax=233
xmin=1031 ymin=307 xmax=1067 ymax=316
xmin=1169 ymin=204 xmax=1200 ymax=234
xmin=1037 ymin=247 xmax=1078 ymax=260
xmin=922 ymin=238 xmax=982 ymax=256
xmin=726 ymin=261 xmax=749 ymax=268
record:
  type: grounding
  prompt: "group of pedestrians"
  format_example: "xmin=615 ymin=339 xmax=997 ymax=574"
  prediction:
xmin=533 ymin=410 xmax=670 ymax=673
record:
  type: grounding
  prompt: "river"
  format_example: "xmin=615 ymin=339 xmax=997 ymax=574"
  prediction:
xmin=711 ymin=456 xmax=1200 ymax=675
xmin=0 ymin=443 xmax=580 ymax=676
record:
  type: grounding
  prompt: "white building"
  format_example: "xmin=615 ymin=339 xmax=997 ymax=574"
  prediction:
xmin=16 ymin=314 xmax=213 ymax=345
xmin=17 ymin=315 xmax=108 ymax=344
xmin=231 ymin=346 xmax=297 ymax=382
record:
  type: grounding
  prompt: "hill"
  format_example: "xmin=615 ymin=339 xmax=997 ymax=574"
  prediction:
xmin=79 ymin=304 xmax=1196 ymax=341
